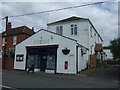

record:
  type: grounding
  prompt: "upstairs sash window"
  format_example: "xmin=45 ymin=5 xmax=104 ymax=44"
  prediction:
xmin=13 ymin=36 xmax=17 ymax=45
xmin=56 ymin=26 xmax=63 ymax=35
xmin=71 ymin=24 xmax=77 ymax=35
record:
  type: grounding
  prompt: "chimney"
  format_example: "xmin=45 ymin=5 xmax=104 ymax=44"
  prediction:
xmin=32 ymin=27 xmax=34 ymax=31
xmin=7 ymin=22 xmax=12 ymax=31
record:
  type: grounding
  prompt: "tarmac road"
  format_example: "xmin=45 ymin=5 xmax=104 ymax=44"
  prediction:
xmin=2 ymin=65 xmax=119 ymax=89
xmin=88 ymin=65 xmax=120 ymax=80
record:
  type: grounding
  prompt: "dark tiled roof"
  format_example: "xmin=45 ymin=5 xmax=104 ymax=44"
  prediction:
xmin=2 ymin=26 xmax=35 ymax=36
xmin=47 ymin=16 xmax=88 ymax=25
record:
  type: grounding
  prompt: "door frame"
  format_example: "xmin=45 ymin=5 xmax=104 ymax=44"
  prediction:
xmin=26 ymin=45 xmax=59 ymax=73
xmin=39 ymin=51 xmax=47 ymax=72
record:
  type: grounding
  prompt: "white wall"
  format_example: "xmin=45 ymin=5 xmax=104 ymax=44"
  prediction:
xmin=103 ymin=49 xmax=113 ymax=60
xmin=78 ymin=46 xmax=89 ymax=72
xmin=88 ymin=22 xmax=103 ymax=55
xmin=48 ymin=20 xmax=89 ymax=48
xmin=48 ymin=19 xmax=103 ymax=55
xmin=14 ymin=30 xmax=77 ymax=74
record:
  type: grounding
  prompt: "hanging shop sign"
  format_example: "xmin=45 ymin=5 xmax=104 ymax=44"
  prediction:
xmin=62 ymin=48 xmax=70 ymax=55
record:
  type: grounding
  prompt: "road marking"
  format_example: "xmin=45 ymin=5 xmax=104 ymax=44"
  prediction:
xmin=0 ymin=85 xmax=19 ymax=90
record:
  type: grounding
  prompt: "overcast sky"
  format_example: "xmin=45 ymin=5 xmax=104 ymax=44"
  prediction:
xmin=0 ymin=0 xmax=118 ymax=46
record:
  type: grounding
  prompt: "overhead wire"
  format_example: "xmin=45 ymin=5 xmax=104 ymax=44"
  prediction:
xmin=0 ymin=0 xmax=115 ymax=20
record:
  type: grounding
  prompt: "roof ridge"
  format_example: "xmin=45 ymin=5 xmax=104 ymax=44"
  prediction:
xmin=47 ymin=16 xmax=88 ymax=25
xmin=22 ymin=26 xmax=26 ymax=32
xmin=2 ymin=25 xmax=34 ymax=36
xmin=9 ymin=25 xmax=25 ymax=30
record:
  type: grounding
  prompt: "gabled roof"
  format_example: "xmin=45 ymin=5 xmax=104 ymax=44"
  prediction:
xmin=2 ymin=26 xmax=35 ymax=36
xmin=16 ymin=29 xmax=78 ymax=47
xmin=40 ymin=29 xmax=77 ymax=42
xmin=41 ymin=29 xmax=88 ymax=49
xmin=47 ymin=16 xmax=88 ymax=25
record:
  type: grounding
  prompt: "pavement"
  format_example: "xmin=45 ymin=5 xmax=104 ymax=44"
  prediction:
xmin=1 ymin=65 xmax=120 ymax=89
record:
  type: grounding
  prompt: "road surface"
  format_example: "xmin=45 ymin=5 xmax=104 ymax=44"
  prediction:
xmin=2 ymin=65 xmax=119 ymax=89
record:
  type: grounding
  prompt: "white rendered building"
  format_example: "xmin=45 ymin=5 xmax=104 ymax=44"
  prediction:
xmin=14 ymin=16 xmax=103 ymax=74
xmin=47 ymin=16 xmax=103 ymax=55
xmin=103 ymin=47 xmax=113 ymax=60
xmin=14 ymin=29 xmax=89 ymax=74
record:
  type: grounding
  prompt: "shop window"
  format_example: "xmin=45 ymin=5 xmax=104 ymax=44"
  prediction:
xmin=27 ymin=54 xmax=35 ymax=68
xmin=27 ymin=52 xmax=40 ymax=68
xmin=47 ymin=50 xmax=56 ymax=70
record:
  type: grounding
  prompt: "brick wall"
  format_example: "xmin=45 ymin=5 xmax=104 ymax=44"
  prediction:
xmin=2 ymin=34 xmax=30 ymax=69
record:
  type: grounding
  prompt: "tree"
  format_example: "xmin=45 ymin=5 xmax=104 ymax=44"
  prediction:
xmin=110 ymin=38 xmax=120 ymax=60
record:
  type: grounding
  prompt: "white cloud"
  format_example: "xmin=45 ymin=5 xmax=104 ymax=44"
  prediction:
xmin=1 ymin=1 xmax=118 ymax=46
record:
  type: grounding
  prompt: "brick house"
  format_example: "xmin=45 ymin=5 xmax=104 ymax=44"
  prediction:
xmin=0 ymin=33 xmax=2 ymax=58
xmin=2 ymin=22 xmax=35 ymax=69
xmin=0 ymin=33 xmax=2 ymax=69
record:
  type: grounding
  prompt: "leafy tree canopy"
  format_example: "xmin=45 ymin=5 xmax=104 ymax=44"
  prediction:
xmin=110 ymin=38 xmax=120 ymax=60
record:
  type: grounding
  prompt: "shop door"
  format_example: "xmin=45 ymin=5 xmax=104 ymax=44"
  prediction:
xmin=40 ymin=52 xmax=47 ymax=72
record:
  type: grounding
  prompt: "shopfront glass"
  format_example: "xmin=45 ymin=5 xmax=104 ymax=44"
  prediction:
xmin=26 ymin=46 xmax=57 ymax=72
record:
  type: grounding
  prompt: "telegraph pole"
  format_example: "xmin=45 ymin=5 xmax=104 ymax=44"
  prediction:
xmin=3 ymin=16 xmax=8 ymax=69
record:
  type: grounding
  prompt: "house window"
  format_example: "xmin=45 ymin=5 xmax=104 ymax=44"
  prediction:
xmin=71 ymin=24 xmax=77 ymax=35
xmin=94 ymin=33 xmax=96 ymax=41
xmin=90 ymin=45 xmax=93 ymax=54
xmin=2 ymin=38 xmax=5 ymax=46
xmin=13 ymin=36 xmax=17 ymax=45
xmin=56 ymin=26 xmax=63 ymax=35
xmin=47 ymin=55 xmax=55 ymax=69
xmin=94 ymin=33 xmax=96 ymax=38
xmin=8 ymin=48 xmax=15 ymax=58
xmin=90 ymin=26 xmax=92 ymax=37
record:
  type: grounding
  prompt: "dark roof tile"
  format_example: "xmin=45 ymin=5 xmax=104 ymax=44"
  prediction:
xmin=2 ymin=26 xmax=35 ymax=36
xmin=47 ymin=16 xmax=88 ymax=25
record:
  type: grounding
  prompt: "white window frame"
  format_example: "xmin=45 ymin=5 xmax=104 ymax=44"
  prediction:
xmin=56 ymin=26 xmax=63 ymax=35
xmin=13 ymin=36 xmax=17 ymax=45
xmin=71 ymin=24 xmax=77 ymax=35
xmin=94 ymin=33 xmax=96 ymax=41
xmin=2 ymin=38 xmax=5 ymax=46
